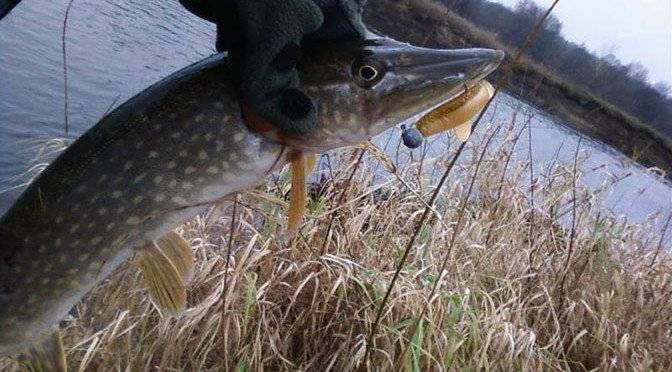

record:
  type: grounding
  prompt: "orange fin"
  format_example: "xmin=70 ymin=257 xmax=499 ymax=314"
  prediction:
xmin=304 ymin=153 xmax=317 ymax=174
xmin=137 ymin=242 xmax=186 ymax=316
xmin=287 ymin=152 xmax=316 ymax=233
xmin=156 ymin=232 xmax=194 ymax=284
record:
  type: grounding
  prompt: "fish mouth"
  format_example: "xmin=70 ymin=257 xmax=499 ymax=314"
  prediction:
xmin=353 ymin=38 xmax=504 ymax=131
xmin=367 ymin=38 xmax=505 ymax=94
xmin=282 ymin=37 xmax=506 ymax=152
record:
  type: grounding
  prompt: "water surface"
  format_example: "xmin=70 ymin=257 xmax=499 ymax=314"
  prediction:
xmin=1 ymin=0 xmax=670 ymax=238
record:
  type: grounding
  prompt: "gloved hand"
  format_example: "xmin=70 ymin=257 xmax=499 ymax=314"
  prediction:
xmin=0 ymin=1 xmax=22 ymax=20
xmin=179 ymin=0 xmax=367 ymax=135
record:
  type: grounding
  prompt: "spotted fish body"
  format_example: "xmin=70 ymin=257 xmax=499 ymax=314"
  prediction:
xmin=0 ymin=55 xmax=287 ymax=356
xmin=0 ymin=37 xmax=503 ymax=362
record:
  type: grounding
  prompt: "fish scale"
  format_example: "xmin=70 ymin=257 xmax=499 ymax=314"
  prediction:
xmin=0 ymin=37 xmax=503 ymax=369
xmin=0 ymin=56 xmax=287 ymax=356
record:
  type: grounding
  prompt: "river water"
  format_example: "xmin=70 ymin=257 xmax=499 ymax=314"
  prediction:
xmin=1 ymin=0 xmax=670 ymax=237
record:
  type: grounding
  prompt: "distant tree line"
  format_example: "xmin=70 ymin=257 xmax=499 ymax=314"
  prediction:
xmin=442 ymin=0 xmax=672 ymax=137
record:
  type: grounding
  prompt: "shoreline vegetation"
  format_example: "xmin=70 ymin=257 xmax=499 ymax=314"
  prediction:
xmin=365 ymin=0 xmax=672 ymax=179
xmin=2 ymin=123 xmax=669 ymax=370
xmin=0 ymin=2 xmax=670 ymax=370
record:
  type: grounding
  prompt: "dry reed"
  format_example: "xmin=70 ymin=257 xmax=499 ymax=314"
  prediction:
xmin=3 ymin=119 xmax=670 ymax=371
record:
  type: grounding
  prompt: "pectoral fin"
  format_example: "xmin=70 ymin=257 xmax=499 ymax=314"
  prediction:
xmin=156 ymin=232 xmax=194 ymax=285
xmin=137 ymin=242 xmax=186 ymax=316
xmin=303 ymin=153 xmax=317 ymax=174
xmin=19 ymin=330 xmax=66 ymax=372
xmin=287 ymin=152 xmax=317 ymax=233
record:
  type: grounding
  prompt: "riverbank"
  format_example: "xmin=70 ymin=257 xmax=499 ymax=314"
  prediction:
xmin=364 ymin=0 xmax=672 ymax=178
xmin=2 ymin=125 xmax=669 ymax=370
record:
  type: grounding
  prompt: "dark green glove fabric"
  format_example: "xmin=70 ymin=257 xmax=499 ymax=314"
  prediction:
xmin=180 ymin=0 xmax=367 ymax=135
xmin=0 ymin=0 xmax=22 ymax=20
xmin=236 ymin=0 xmax=324 ymax=134
xmin=309 ymin=0 xmax=367 ymax=41
xmin=2 ymin=0 xmax=366 ymax=134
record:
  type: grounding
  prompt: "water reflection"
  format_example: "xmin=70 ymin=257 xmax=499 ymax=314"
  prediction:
xmin=1 ymin=0 xmax=670 ymax=239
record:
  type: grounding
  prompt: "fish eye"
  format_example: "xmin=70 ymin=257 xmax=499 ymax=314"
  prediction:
xmin=352 ymin=59 xmax=385 ymax=88
xmin=359 ymin=65 xmax=378 ymax=81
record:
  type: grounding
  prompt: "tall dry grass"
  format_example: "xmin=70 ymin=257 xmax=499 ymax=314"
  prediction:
xmin=2 ymin=120 xmax=671 ymax=371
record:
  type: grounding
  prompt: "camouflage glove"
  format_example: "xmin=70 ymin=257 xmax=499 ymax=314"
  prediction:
xmin=179 ymin=0 xmax=367 ymax=135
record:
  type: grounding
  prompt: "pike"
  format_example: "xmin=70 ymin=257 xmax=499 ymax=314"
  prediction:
xmin=0 ymin=37 xmax=503 ymax=370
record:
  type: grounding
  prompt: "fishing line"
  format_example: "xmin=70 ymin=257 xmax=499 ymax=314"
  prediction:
xmin=556 ymin=136 xmax=581 ymax=312
xmin=62 ymin=0 xmax=76 ymax=136
xmin=363 ymin=1 xmax=562 ymax=368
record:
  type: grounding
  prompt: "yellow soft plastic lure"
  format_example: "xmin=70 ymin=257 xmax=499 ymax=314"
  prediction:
xmin=416 ymin=80 xmax=495 ymax=141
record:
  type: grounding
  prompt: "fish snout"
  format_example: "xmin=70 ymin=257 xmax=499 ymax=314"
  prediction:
xmin=379 ymin=44 xmax=505 ymax=92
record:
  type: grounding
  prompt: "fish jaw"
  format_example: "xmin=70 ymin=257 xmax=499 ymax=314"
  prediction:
xmin=267 ymin=38 xmax=504 ymax=152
